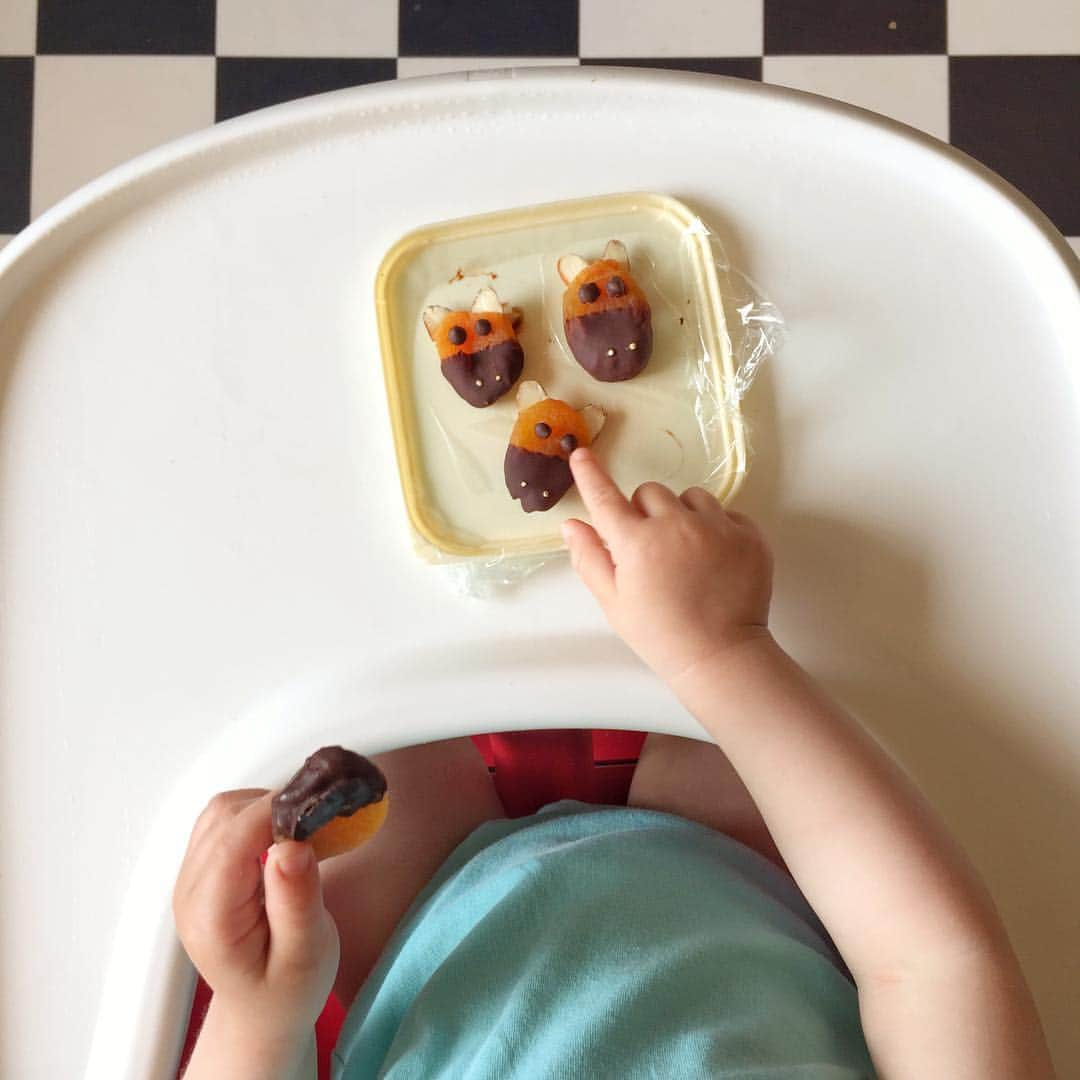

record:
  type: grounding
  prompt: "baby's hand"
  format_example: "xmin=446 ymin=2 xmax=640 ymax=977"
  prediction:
xmin=563 ymin=449 xmax=774 ymax=687
xmin=172 ymin=789 xmax=340 ymax=1040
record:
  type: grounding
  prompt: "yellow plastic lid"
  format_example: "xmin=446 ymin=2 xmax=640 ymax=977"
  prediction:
xmin=375 ymin=191 xmax=745 ymax=561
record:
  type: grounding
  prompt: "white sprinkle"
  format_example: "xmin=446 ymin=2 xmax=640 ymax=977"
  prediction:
xmin=495 ymin=374 xmax=502 ymax=381
xmin=606 ymin=348 xmax=615 ymax=357
xmin=520 ymin=481 xmax=527 ymax=488
xmin=542 ymin=490 xmax=550 ymax=498
xmin=628 ymin=342 xmax=637 ymax=351
xmin=475 ymin=379 xmax=483 ymax=386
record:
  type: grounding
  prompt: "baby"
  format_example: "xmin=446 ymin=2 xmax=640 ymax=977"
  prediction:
xmin=174 ymin=449 xmax=1055 ymax=1078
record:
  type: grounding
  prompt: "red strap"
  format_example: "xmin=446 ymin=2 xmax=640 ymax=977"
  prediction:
xmin=488 ymin=729 xmax=596 ymax=817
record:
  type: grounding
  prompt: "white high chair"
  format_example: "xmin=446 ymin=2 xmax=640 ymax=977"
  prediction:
xmin=0 ymin=69 xmax=1077 ymax=1079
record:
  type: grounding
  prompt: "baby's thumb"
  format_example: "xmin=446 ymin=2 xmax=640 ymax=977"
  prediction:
xmin=562 ymin=519 xmax=616 ymax=607
xmin=263 ymin=841 xmax=336 ymax=973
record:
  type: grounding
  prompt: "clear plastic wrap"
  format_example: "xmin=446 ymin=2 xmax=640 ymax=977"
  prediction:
xmin=375 ymin=193 xmax=785 ymax=597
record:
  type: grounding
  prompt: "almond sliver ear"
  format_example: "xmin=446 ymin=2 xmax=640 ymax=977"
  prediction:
xmin=557 ymin=254 xmax=588 ymax=284
xmin=516 ymin=380 xmax=547 ymax=411
xmin=472 ymin=287 xmax=501 ymax=313
xmin=422 ymin=305 xmax=450 ymax=338
xmin=582 ymin=405 xmax=606 ymax=441
xmin=602 ymin=240 xmax=629 ymax=268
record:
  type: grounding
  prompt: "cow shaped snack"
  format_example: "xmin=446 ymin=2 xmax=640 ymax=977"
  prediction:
xmin=557 ymin=240 xmax=653 ymax=382
xmin=271 ymin=746 xmax=389 ymax=862
xmin=423 ymin=287 xmax=524 ymax=407
xmin=504 ymin=380 xmax=605 ymax=513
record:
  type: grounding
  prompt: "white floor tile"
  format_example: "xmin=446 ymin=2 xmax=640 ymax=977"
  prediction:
xmin=0 ymin=0 xmax=36 ymax=55
xmin=216 ymin=0 xmax=397 ymax=57
xmin=580 ymin=0 xmax=762 ymax=58
xmin=396 ymin=56 xmax=579 ymax=79
xmin=949 ymin=0 xmax=1080 ymax=55
xmin=31 ymin=57 xmax=215 ymax=218
xmin=764 ymin=55 xmax=949 ymax=142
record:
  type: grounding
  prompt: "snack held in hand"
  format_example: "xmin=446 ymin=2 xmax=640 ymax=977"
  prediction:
xmin=504 ymin=380 xmax=605 ymax=513
xmin=423 ymin=287 xmax=525 ymax=407
xmin=272 ymin=746 xmax=389 ymax=861
xmin=557 ymin=239 xmax=653 ymax=382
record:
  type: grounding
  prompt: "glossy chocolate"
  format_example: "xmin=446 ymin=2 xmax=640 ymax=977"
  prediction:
xmin=565 ymin=304 xmax=652 ymax=382
xmin=606 ymin=276 xmax=626 ymax=297
xmin=447 ymin=325 xmax=467 ymax=346
xmin=578 ymin=282 xmax=601 ymax=303
xmin=441 ymin=339 xmax=524 ymax=407
xmin=272 ymin=746 xmax=387 ymax=843
xmin=504 ymin=445 xmax=574 ymax=512
xmin=534 ymin=422 xmax=552 ymax=438
xmin=474 ymin=317 xmax=492 ymax=335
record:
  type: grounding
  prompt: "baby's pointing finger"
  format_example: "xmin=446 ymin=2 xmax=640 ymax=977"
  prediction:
xmin=562 ymin=518 xmax=616 ymax=607
xmin=196 ymin=793 xmax=276 ymax=913
xmin=227 ymin=790 xmax=277 ymax=859
xmin=569 ymin=448 xmax=639 ymax=544
xmin=189 ymin=787 xmax=272 ymax=848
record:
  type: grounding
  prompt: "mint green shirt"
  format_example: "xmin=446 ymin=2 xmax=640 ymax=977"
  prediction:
xmin=334 ymin=800 xmax=874 ymax=1078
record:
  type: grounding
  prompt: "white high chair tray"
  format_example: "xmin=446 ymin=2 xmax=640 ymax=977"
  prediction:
xmin=0 ymin=68 xmax=1077 ymax=1079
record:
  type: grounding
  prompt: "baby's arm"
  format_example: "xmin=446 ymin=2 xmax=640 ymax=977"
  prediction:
xmin=172 ymin=790 xmax=339 ymax=1079
xmin=564 ymin=450 xmax=1054 ymax=1079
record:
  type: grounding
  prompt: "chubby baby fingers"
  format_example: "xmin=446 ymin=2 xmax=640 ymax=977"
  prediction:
xmin=562 ymin=518 xmax=616 ymax=606
xmin=631 ymin=481 xmax=682 ymax=517
xmin=679 ymin=486 xmax=724 ymax=515
xmin=188 ymin=788 xmax=271 ymax=847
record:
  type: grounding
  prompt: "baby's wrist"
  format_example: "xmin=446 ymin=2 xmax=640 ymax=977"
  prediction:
xmin=212 ymin=988 xmax=314 ymax=1043
xmin=187 ymin=996 xmax=314 ymax=1079
xmin=665 ymin=627 xmax=781 ymax=705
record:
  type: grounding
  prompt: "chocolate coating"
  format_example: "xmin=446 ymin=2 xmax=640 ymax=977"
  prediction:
xmin=441 ymin=339 xmax=524 ymax=406
xmin=447 ymin=325 xmax=467 ymax=346
xmin=504 ymin=445 xmax=574 ymax=512
xmin=272 ymin=746 xmax=387 ymax=843
xmin=474 ymin=318 xmax=492 ymax=335
xmin=578 ymin=282 xmax=600 ymax=303
xmin=565 ymin=304 xmax=652 ymax=381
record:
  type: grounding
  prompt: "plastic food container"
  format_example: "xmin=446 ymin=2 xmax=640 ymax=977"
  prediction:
xmin=375 ymin=191 xmax=745 ymax=563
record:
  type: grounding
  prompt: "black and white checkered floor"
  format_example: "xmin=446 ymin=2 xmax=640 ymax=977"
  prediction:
xmin=1 ymin=0 xmax=1077 ymax=252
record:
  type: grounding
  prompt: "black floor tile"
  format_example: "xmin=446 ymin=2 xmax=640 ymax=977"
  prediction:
xmin=765 ymin=0 xmax=945 ymax=54
xmin=0 ymin=58 xmax=33 ymax=234
xmin=400 ymin=0 xmax=578 ymax=56
xmin=586 ymin=57 xmax=762 ymax=81
xmin=950 ymin=56 xmax=1080 ymax=236
xmin=38 ymin=0 xmax=216 ymax=55
xmin=216 ymin=58 xmax=397 ymax=122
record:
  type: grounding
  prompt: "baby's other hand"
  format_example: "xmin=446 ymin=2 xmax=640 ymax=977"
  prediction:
xmin=563 ymin=449 xmax=774 ymax=687
xmin=172 ymin=789 xmax=339 ymax=1039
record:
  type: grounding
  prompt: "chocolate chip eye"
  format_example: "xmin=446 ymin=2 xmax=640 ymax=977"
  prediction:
xmin=447 ymin=325 xmax=467 ymax=346
xmin=578 ymin=282 xmax=600 ymax=303
xmin=534 ymin=422 xmax=552 ymax=438
xmin=474 ymin=318 xmax=492 ymax=335
xmin=606 ymin=276 xmax=626 ymax=297
xmin=560 ymin=433 xmax=577 ymax=453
